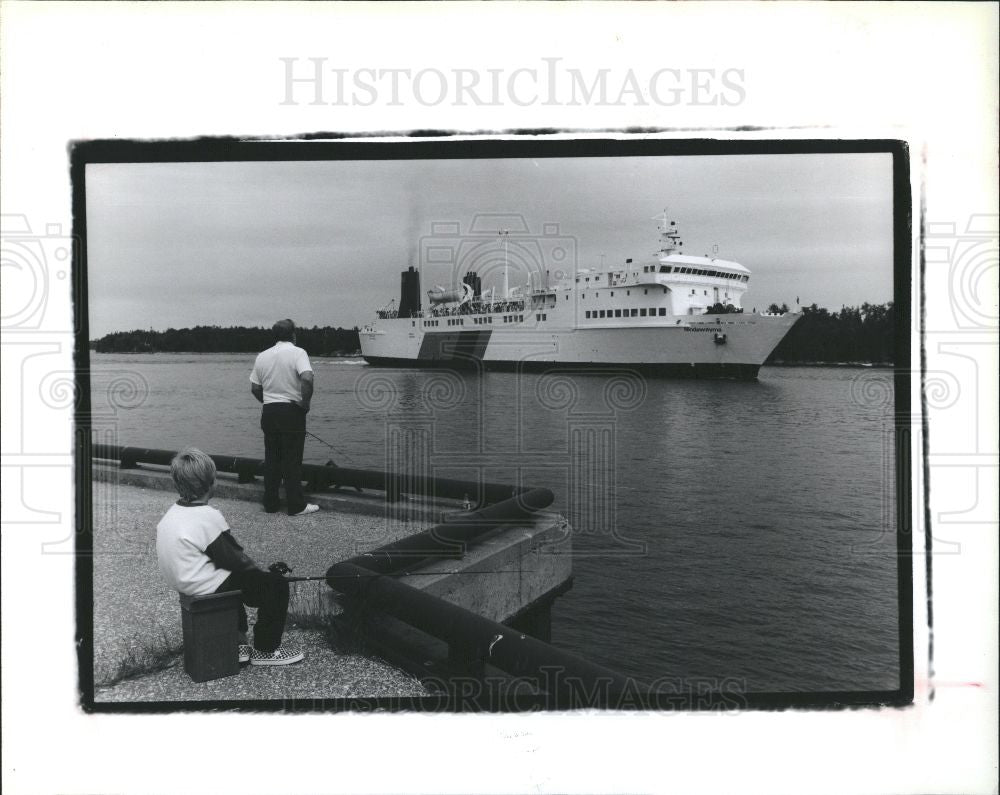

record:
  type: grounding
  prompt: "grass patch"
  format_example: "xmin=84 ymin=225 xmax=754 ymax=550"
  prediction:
xmin=98 ymin=628 xmax=183 ymax=687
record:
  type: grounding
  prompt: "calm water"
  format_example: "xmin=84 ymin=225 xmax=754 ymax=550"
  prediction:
xmin=91 ymin=354 xmax=900 ymax=692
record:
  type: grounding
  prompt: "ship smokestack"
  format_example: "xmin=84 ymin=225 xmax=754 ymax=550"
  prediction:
xmin=398 ymin=266 xmax=421 ymax=318
xmin=462 ymin=271 xmax=482 ymax=300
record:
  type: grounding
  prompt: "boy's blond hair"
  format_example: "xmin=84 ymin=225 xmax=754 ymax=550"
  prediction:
xmin=170 ymin=448 xmax=216 ymax=501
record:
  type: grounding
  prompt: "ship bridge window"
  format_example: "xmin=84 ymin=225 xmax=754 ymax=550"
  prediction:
xmin=640 ymin=308 xmax=647 ymax=317
xmin=599 ymin=310 xmax=606 ymax=318
xmin=630 ymin=308 xmax=638 ymax=317
xmin=660 ymin=266 xmax=670 ymax=273
xmin=585 ymin=311 xmax=591 ymax=319
xmin=659 ymin=307 xmax=667 ymax=316
xmin=615 ymin=309 xmax=622 ymax=318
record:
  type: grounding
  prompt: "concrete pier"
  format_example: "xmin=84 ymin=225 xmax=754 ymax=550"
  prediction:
xmin=90 ymin=459 xmax=572 ymax=702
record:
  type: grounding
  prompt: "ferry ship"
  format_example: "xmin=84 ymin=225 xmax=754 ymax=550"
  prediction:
xmin=360 ymin=213 xmax=801 ymax=379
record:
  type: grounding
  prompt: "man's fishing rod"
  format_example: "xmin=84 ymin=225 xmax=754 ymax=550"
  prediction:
xmin=305 ymin=429 xmax=354 ymax=467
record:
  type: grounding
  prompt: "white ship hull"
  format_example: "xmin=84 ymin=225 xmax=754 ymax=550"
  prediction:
xmin=361 ymin=313 xmax=800 ymax=379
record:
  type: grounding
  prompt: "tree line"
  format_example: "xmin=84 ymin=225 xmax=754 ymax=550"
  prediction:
xmin=91 ymin=302 xmax=896 ymax=364
xmin=765 ymin=302 xmax=895 ymax=365
xmin=92 ymin=325 xmax=362 ymax=356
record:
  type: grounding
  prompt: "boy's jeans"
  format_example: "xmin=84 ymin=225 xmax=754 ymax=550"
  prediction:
xmin=215 ymin=569 xmax=290 ymax=653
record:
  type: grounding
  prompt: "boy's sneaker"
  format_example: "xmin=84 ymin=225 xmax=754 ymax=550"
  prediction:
xmin=292 ymin=504 xmax=319 ymax=516
xmin=238 ymin=644 xmax=252 ymax=664
xmin=250 ymin=646 xmax=305 ymax=666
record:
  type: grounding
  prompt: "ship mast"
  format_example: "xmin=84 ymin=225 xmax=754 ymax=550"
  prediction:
xmin=652 ymin=208 xmax=682 ymax=256
xmin=499 ymin=229 xmax=510 ymax=298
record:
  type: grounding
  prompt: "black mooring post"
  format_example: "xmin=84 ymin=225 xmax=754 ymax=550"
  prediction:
xmin=118 ymin=446 xmax=139 ymax=470
xmin=236 ymin=464 xmax=257 ymax=484
xmin=385 ymin=472 xmax=401 ymax=503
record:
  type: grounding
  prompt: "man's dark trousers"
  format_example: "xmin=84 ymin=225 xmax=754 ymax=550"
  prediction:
xmin=260 ymin=402 xmax=307 ymax=515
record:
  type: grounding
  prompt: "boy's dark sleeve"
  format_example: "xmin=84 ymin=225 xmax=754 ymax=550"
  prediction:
xmin=205 ymin=530 xmax=260 ymax=573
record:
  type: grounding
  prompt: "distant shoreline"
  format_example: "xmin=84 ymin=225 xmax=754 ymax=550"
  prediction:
xmin=767 ymin=361 xmax=893 ymax=369
xmin=89 ymin=350 xmax=363 ymax=358
xmin=89 ymin=350 xmax=892 ymax=368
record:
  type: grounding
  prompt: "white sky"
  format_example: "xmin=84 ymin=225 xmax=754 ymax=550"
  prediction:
xmin=85 ymin=152 xmax=894 ymax=337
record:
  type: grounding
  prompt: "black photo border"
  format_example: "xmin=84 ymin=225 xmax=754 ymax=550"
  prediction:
xmin=71 ymin=135 xmax=915 ymax=713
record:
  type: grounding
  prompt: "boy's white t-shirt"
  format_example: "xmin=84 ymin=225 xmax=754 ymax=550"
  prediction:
xmin=156 ymin=503 xmax=231 ymax=595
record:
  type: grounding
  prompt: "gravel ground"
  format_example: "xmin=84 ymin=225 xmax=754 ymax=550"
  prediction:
xmin=95 ymin=627 xmax=427 ymax=703
xmin=93 ymin=482 xmax=430 ymax=699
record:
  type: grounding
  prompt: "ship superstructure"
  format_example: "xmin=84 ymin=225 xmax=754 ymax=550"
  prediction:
xmin=360 ymin=213 xmax=800 ymax=379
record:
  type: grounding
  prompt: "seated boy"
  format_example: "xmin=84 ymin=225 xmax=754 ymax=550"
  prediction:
xmin=156 ymin=447 xmax=304 ymax=666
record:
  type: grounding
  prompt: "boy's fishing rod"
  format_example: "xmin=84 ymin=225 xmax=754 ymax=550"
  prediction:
xmin=268 ymin=563 xmax=526 ymax=581
xmin=284 ymin=571 xmax=528 ymax=581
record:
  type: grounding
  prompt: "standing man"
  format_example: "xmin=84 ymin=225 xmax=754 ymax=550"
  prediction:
xmin=250 ymin=319 xmax=319 ymax=516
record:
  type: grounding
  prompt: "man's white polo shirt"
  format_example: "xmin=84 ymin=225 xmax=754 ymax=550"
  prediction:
xmin=249 ymin=341 xmax=312 ymax=404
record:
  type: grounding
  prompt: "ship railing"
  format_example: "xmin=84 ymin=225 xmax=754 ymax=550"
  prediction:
xmin=428 ymin=300 xmax=526 ymax=318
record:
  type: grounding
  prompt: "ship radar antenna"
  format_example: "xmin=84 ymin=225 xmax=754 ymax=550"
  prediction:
xmin=499 ymin=229 xmax=510 ymax=299
xmin=652 ymin=208 xmax=681 ymax=256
